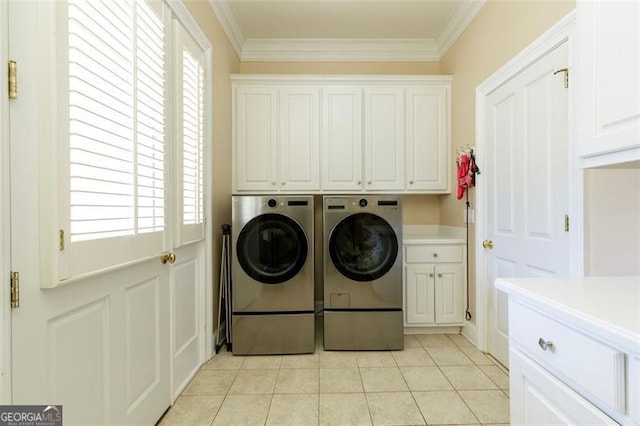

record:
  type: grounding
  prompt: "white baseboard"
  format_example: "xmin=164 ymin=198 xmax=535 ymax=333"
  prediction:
xmin=404 ymin=326 xmax=462 ymax=335
xmin=462 ymin=321 xmax=480 ymax=349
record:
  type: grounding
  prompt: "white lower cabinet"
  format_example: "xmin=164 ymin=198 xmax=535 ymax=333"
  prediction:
xmin=405 ymin=264 xmax=463 ymax=325
xmin=510 ymin=348 xmax=617 ymax=425
xmin=507 ymin=297 xmax=637 ymax=425
xmin=404 ymin=243 xmax=465 ymax=327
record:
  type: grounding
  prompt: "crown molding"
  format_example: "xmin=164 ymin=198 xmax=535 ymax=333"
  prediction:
xmin=207 ymin=0 xmax=244 ymax=57
xmin=207 ymin=0 xmax=483 ymax=62
xmin=241 ymin=38 xmax=440 ymax=62
xmin=436 ymin=0 xmax=486 ymax=58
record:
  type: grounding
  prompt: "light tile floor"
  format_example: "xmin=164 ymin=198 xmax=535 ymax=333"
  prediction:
xmin=158 ymin=327 xmax=510 ymax=425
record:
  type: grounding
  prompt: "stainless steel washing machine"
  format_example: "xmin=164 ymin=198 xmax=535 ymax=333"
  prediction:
xmin=323 ymin=195 xmax=403 ymax=350
xmin=232 ymin=195 xmax=314 ymax=355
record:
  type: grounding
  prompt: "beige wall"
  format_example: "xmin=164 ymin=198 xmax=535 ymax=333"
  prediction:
xmin=440 ymin=0 xmax=575 ymax=321
xmin=183 ymin=0 xmax=240 ymax=325
xmin=584 ymin=168 xmax=640 ymax=276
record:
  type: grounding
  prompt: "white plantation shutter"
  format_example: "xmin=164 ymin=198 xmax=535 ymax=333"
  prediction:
xmin=176 ymin=27 xmax=206 ymax=245
xmin=69 ymin=0 xmax=165 ymax=242
xmin=136 ymin=1 xmax=166 ymax=235
xmin=61 ymin=0 xmax=167 ymax=277
xmin=57 ymin=0 xmax=209 ymax=280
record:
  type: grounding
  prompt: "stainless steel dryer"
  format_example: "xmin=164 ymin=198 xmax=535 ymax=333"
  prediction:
xmin=232 ymin=195 xmax=314 ymax=355
xmin=323 ymin=195 xmax=403 ymax=350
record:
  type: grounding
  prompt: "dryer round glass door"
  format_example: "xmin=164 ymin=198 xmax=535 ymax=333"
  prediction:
xmin=329 ymin=213 xmax=398 ymax=282
xmin=236 ymin=213 xmax=308 ymax=284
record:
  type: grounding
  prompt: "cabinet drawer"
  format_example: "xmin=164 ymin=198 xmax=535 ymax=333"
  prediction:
xmin=405 ymin=245 xmax=463 ymax=263
xmin=509 ymin=301 xmax=626 ymax=414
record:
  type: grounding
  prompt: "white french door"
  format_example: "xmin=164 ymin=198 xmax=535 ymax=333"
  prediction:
xmin=483 ymin=42 xmax=570 ymax=367
xmin=7 ymin=1 xmax=209 ymax=423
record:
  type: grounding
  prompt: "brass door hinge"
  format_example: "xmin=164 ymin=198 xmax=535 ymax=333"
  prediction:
xmin=553 ymin=68 xmax=569 ymax=88
xmin=59 ymin=229 xmax=65 ymax=251
xmin=8 ymin=60 xmax=17 ymax=99
xmin=564 ymin=214 xmax=570 ymax=232
xmin=10 ymin=271 xmax=20 ymax=308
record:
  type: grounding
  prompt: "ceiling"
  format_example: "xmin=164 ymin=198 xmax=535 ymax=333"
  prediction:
xmin=208 ymin=0 xmax=486 ymax=61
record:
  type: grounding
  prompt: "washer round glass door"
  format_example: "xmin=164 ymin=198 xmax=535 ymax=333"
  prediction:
xmin=329 ymin=213 xmax=398 ymax=282
xmin=236 ymin=213 xmax=308 ymax=284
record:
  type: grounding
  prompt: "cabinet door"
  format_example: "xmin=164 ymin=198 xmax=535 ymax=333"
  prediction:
xmin=321 ymin=88 xmax=363 ymax=191
xmin=279 ymin=87 xmax=320 ymax=191
xmin=404 ymin=264 xmax=435 ymax=325
xmin=364 ymin=88 xmax=404 ymax=191
xmin=406 ymin=87 xmax=449 ymax=192
xmin=434 ymin=264 xmax=464 ymax=324
xmin=577 ymin=1 xmax=640 ymax=165
xmin=235 ymin=87 xmax=278 ymax=191
xmin=510 ymin=348 xmax=618 ymax=425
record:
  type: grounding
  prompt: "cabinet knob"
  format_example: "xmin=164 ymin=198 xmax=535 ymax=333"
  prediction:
xmin=271 ymin=182 xmax=276 ymax=186
xmin=429 ymin=273 xmax=434 ymax=277
xmin=367 ymin=181 xmax=372 ymax=185
xmin=357 ymin=181 xmax=361 ymax=185
xmin=282 ymin=182 xmax=286 ymax=185
xmin=433 ymin=253 xmax=438 ymax=258
xmin=438 ymin=273 xmax=442 ymax=278
xmin=409 ymin=180 xmax=414 ymax=185
xmin=538 ymin=338 xmax=554 ymax=351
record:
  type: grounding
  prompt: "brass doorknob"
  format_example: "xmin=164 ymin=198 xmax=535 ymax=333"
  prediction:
xmin=482 ymin=240 xmax=494 ymax=249
xmin=161 ymin=252 xmax=176 ymax=264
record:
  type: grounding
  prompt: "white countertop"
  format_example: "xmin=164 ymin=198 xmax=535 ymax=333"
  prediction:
xmin=496 ymin=276 xmax=640 ymax=355
xmin=403 ymin=225 xmax=466 ymax=245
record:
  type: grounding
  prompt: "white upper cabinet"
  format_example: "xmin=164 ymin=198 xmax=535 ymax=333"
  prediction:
xmin=234 ymin=86 xmax=279 ymax=191
xmin=279 ymin=87 xmax=321 ymax=191
xmin=577 ymin=0 xmax=640 ymax=167
xmin=364 ymin=88 xmax=405 ymax=191
xmin=234 ymin=85 xmax=320 ymax=192
xmin=321 ymin=87 xmax=363 ymax=191
xmin=406 ymin=87 xmax=450 ymax=192
xmin=232 ymin=75 xmax=452 ymax=194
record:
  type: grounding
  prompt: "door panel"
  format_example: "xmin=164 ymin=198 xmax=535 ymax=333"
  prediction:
xmin=171 ymin=243 xmax=203 ymax=398
xmin=321 ymin=88 xmax=363 ymax=190
xmin=364 ymin=88 xmax=404 ymax=190
xmin=125 ymin=279 xmax=163 ymax=411
xmin=280 ymin=87 xmax=320 ymax=190
xmin=434 ymin=264 xmax=463 ymax=324
xmin=49 ymin=299 xmax=107 ymax=424
xmin=485 ymin=42 xmax=570 ymax=367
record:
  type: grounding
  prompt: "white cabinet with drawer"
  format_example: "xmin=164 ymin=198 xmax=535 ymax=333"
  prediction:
xmin=497 ymin=277 xmax=640 ymax=425
xmin=403 ymin=243 xmax=466 ymax=328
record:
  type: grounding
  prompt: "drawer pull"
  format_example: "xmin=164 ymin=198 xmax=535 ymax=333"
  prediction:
xmin=538 ymin=338 xmax=554 ymax=351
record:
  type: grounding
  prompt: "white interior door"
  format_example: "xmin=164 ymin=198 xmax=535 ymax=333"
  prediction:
xmin=8 ymin=1 xmax=208 ymax=423
xmin=170 ymin=22 xmax=207 ymax=399
xmin=8 ymin=2 xmax=171 ymax=424
xmin=484 ymin=42 xmax=570 ymax=367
